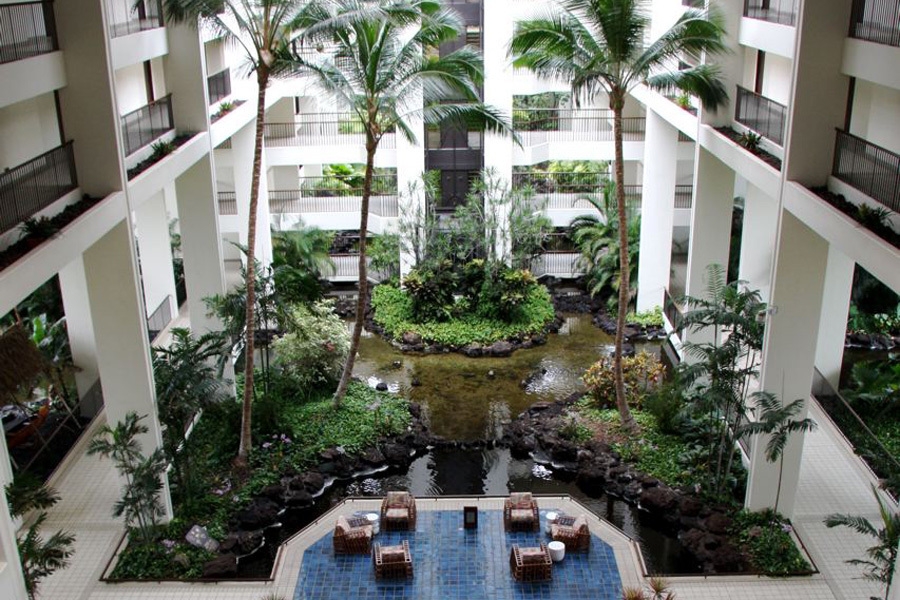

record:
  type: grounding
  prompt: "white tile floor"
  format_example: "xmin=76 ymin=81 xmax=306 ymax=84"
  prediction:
xmin=27 ymin=396 xmax=893 ymax=600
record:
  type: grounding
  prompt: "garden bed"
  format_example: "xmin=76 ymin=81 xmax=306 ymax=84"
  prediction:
xmin=126 ymin=134 xmax=196 ymax=180
xmin=715 ymin=127 xmax=782 ymax=171
xmin=809 ymin=186 xmax=900 ymax=251
xmin=211 ymin=99 xmax=246 ymax=123
xmin=367 ymin=283 xmax=560 ymax=356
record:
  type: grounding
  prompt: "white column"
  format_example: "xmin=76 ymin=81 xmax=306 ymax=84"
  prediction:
xmin=0 ymin=436 xmax=28 ymax=600
xmin=175 ymin=155 xmax=227 ymax=335
xmin=746 ymin=211 xmax=829 ymax=517
xmin=397 ymin=96 xmax=424 ymax=279
xmin=233 ymin=121 xmax=273 ymax=267
xmin=814 ymin=246 xmax=854 ymax=389
xmin=890 ymin=546 xmax=900 ymax=600
xmin=135 ymin=192 xmax=177 ymax=321
xmin=82 ymin=221 xmax=172 ymax=518
xmin=637 ymin=109 xmax=679 ymax=311
xmin=737 ymin=182 xmax=779 ymax=302
xmin=483 ymin=0 xmax=514 ymax=262
xmin=59 ymin=256 xmax=100 ymax=407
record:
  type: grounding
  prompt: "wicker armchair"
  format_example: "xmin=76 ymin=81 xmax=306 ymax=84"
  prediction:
xmin=380 ymin=491 xmax=417 ymax=531
xmin=550 ymin=514 xmax=591 ymax=552
xmin=503 ymin=492 xmax=539 ymax=532
xmin=373 ymin=541 xmax=413 ymax=579
xmin=333 ymin=515 xmax=373 ymax=554
xmin=510 ymin=544 xmax=552 ymax=582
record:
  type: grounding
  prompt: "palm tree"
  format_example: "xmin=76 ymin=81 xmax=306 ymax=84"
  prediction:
xmin=826 ymin=485 xmax=900 ymax=600
xmin=162 ymin=0 xmax=304 ymax=467
xmin=271 ymin=228 xmax=334 ymax=305
xmin=510 ymin=0 xmax=728 ymax=431
xmin=292 ymin=0 xmax=511 ymax=404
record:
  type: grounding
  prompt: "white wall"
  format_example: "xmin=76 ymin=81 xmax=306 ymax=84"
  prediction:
xmin=0 ymin=93 xmax=60 ymax=169
xmin=851 ymin=80 xmax=900 ymax=156
xmin=150 ymin=56 xmax=167 ymax=99
xmin=204 ymin=39 xmax=226 ymax=75
xmin=114 ymin=63 xmax=150 ymax=115
xmin=762 ymin=53 xmax=792 ymax=106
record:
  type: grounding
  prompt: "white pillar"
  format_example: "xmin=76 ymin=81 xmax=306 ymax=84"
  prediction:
xmin=82 ymin=220 xmax=172 ymax=518
xmin=746 ymin=211 xmax=829 ymax=517
xmin=0 ymin=436 xmax=28 ymax=600
xmin=233 ymin=121 xmax=273 ymax=268
xmin=59 ymin=256 xmax=100 ymax=407
xmin=737 ymin=182 xmax=779 ymax=302
xmin=175 ymin=155 xmax=227 ymax=335
xmin=637 ymin=109 xmax=679 ymax=311
xmin=483 ymin=0 xmax=514 ymax=262
xmin=814 ymin=246 xmax=854 ymax=389
xmin=397 ymin=97 xmax=424 ymax=279
xmin=135 ymin=192 xmax=177 ymax=322
xmin=890 ymin=545 xmax=900 ymax=600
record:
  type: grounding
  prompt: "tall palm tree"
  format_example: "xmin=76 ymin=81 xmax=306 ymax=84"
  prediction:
xmin=162 ymin=0 xmax=303 ymax=467
xmin=292 ymin=0 xmax=511 ymax=404
xmin=510 ymin=0 xmax=728 ymax=431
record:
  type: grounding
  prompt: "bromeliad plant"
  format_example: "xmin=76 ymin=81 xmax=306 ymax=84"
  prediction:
xmin=290 ymin=0 xmax=512 ymax=405
xmin=510 ymin=0 xmax=728 ymax=433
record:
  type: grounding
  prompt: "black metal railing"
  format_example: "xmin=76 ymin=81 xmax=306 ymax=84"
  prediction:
xmin=264 ymin=113 xmax=397 ymax=148
xmin=832 ymin=130 xmax=900 ymax=213
xmin=217 ymin=191 xmax=237 ymax=215
xmin=511 ymin=172 xmax=650 ymax=212
xmin=107 ymin=0 xmax=163 ymax=38
xmin=0 ymin=142 xmax=77 ymax=234
xmin=147 ymin=295 xmax=172 ymax=342
xmin=270 ymin=174 xmax=399 ymax=214
xmin=743 ymin=0 xmax=798 ymax=26
xmin=735 ymin=85 xmax=787 ymax=146
xmin=850 ymin=0 xmax=900 ymax=47
xmin=0 ymin=1 xmax=58 ymax=64
xmin=121 ymin=94 xmax=174 ymax=156
xmin=207 ymin=68 xmax=231 ymax=105
xmin=675 ymin=184 xmax=693 ymax=208
xmin=663 ymin=288 xmax=683 ymax=331
xmin=512 ymin=108 xmax=645 ymax=142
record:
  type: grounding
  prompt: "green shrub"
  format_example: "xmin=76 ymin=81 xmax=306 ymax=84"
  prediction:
xmin=403 ymin=262 xmax=457 ymax=322
xmin=559 ymin=412 xmax=593 ymax=444
xmin=644 ymin=379 xmax=685 ymax=435
xmin=272 ymin=300 xmax=350 ymax=389
xmin=738 ymin=131 xmax=761 ymax=152
xmin=149 ymin=140 xmax=176 ymax=161
xmin=626 ymin=306 xmax=664 ymax=328
xmin=582 ymin=351 xmax=665 ymax=410
xmin=730 ymin=509 xmax=810 ymax=575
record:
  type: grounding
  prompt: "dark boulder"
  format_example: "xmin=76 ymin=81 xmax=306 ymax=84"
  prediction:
xmin=678 ymin=496 xmax=703 ymax=517
xmin=408 ymin=402 xmax=422 ymax=419
xmin=220 ymin=530 xmax=263 ymax=555
xmin=283 ymin=488 xmax=313 ymax=507
xmin=375 ymin=382 xmax=389 ymax=392
xmin=640 ymin=486 xmax=679 ymax=513
xmin=260 ymin=484 xmax=285 ymax=501
xmin=488 ymin=340 xmax=515 ymax=357
xmin=510 ymin=434 xmax=536 ymax=459
xmin=235 ymin=497 xmax=281 ymax=530
xmin=461 ymin=344 xmax=483 ymax=358
xmin=360 ymin=447 xmax=386 ymax=466
xmin=383 ymin=442 xmax=409 ymax=464
xmin=401 ymin=332 xmax=422 ymax=346
xmin=703 ymin=512 xmax=733 ymax=536
xmin=202 ymin=554 xmax=238 ymax=578
xmin=576 ymin=464 xmax=607 ymax=497
xmin=300 ymin=471 xmax=325 ymax=493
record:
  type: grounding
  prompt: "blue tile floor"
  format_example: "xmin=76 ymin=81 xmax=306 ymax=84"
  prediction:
xmin=294 ymin=509 xmax=623 ymax=600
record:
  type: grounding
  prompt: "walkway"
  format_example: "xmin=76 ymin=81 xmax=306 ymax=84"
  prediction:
xmin=30 ymin=397 xmax=892 ymax=600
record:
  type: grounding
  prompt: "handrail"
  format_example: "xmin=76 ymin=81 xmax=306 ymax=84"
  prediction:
xmin=743 ymin=0 xmax=798 ymax=26
xmin=217 ymin=191 xmax=237 ymax=215
xmin=0 ymin=141 xmax=78 ymax=234
xmin=850 ymin=0 xmax=900 ymax=47
xmin=264 ymin=116 xmax=397 ymax=148
xmin=147 ymin=295 xmax=172 ymax=342
xmin=107 ymin=0 xmax=163 ymax=38
xmin=207 ymin=68 xmax=231 ymax=105
xmin=832 ymin=129 xmax=900 ymax=213
xmin=0 ymin=0 xmax=58 ymax=64
xmin=735 ymin=85 xmax=787 ymax=146
xmin=120 ymin=94 xmax=174 ymax=156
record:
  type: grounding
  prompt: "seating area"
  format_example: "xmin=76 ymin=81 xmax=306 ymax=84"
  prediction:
xmin=503 ymin=491 xmax=539 ymax=532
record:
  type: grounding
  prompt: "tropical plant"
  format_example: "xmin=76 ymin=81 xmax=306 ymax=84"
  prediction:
xmin=583 ymin=351 xmax=665 ymax=410
xmin=571 ymin=181 xmax=640 ymax=312
xmin=272 ymin=300 xmax=351 ymax=390
xmin=162 ymin=0 xmax=308 ymax=467
xmin=152 ymin=328 xmax=229 ymax=511
xmin=5 ymin=475 xmax=75 ymax=600
xmin=88 ymin=413 xmax=168 ymax=545
xmin=271 ymin=227 xmax=333 ymax=305
xmin=826 ymin=485 xmax=900 ymax=600
xmin=737 ymin=130 xmax=761 ymax=152
xmin=511 ymin=0 xmax=728 ymax=432
xmin=368 ymin=233 xmax=401 ymax=283
xmin=148 ymin=140 xmax=176 ymax=161
xmin=397 ymin=171 xmax=453 ymax=271
xmin=292 ymin=0 xmax=511 ymax=404
xmin=622 ymin=576 xmax=676 ymax=600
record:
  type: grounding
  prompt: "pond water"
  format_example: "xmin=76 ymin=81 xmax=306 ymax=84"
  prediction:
xmin=352 ymin=314 xmax=664 ymax=441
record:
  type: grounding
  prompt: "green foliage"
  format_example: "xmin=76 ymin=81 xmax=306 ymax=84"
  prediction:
xmin=368 ymin=233 xmax=401 ymax=283
xmin=5 ymin=474 xmax=59 ymax=519
xmin=371 ymin=283 xmax=555 ymax=347
xmin=88 ymin=413 xmax=168 ymax=545
xmin=850 ymin=267 xmax=900 ymax=334
xmin=644 ymin=378 xmax=686 ymax=436
xmin=272 ymin=300 xmax=350 ymax=390
xmin=272 ymin=227 xmax=333 ymax=305
xmin=20 ymin=216 xmax=60 ymax=241
xmin=558 ymin=411 xmax=593 ymax=444
xmin=403 ymin=262 xmax=458 ymax=322
xmin=730 ymin=509 xmax=811 ymax=575
xmin=738 ymin=131 xmax=762 ymax=152
xmin=826 ymin=486 xmax=900 ymax=600
xmin=626 ymin=307 xmax=664 ymax=328
xmin=109 ymin=525 xmax=215 ymax=580
xmin=149 ymin=140 xmax=176 ymax=161
xmin=582 ymin=351 xmax=665 ymax=410
xmin=212 ymin=101 xmax=235 ymax=120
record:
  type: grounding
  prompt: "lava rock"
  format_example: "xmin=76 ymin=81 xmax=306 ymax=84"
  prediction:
xmin=235 ymin=498 xmax=281 ymax=530
xmin=375 ymin=382 xmax=389 ymax=392
xmin=510 ymin=434 xmax=536 ymax=459
xmin=260 ymin=484 xmax=285 ymax=501
xmin=221 ymin=529 xmax=264 ymax=555
xmin=360 ymin=447 xmax=386 ymax=466
xmin=462 ymin=344 xmax=483 ymax=358
xmin=401 ymin=332 xmax=423 ymax=346
xmin=382 ymin=442 xmax=409 ymax=464
xmin=202 ymin=554 xmax=238 ymax=578
xmin=284 ymin=488 xmax=313 ymax=507
xmin=487 ymin=341 xmax=515 ymax=357
xmin=408 ymin=402 xmax=422 ymax=419
xmin=640 ymin=486 xmax=679 ymax=512
xmin=679 ymin=496 xmax=704 ymax=517
xmin=703 ymin=512 xmax=733 ymax=536
xmin=575 ymin=464 xmax=607 ymax=496
xmin=300 ymin=471 xmax=325 ymax=493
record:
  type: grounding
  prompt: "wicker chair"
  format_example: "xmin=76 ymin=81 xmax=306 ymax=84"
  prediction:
xmin=380 ymin=491 xmax=417 ymax=531
xmin=373 ymin=541 xmax=413 ymax=579
xmin=333 ymin=515 xmax=373 ymax=554
xmin=550 ymin=514 xmax=591 ymax=552
xmin=503 ymin=492 xmax=539 ymax=532
xmin=510 ymin=544 xmax=552 ymax=582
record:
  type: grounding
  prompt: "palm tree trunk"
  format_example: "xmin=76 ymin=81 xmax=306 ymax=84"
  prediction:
xmin=237 ymin=67 xmax=269 ymax=464
xmin=334 ymin=137 xmax=376 ymax=405
xmin=611 ymin=94 xmax=637 ymax=433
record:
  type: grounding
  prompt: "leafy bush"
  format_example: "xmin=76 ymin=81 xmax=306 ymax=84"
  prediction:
xmin=109 ymin=526 xmax=215 ymax=579
xmin=403 ymin=262 xmax=457 ymax=321
xmin=558 ymin=412 xmax=593 ymax=444
xmin=272 ymin=300 xmax=350 ymax=390
xmin=730 ymin=509 xmax=810 ymax=575
xmin=626 ymin=307 xmax=663 ymax=328
xmin=149 ymin=140 xmax=176 ymax=161
xmin=371 ymin=283 xmax=555 ymax=347
xmin=497 ymin=268 xmax=538 ymax=318
xmin=644 ymin=379 xmax=685 ymax=435
xmin=582 ymin=351 xmax=665 ymax=409
xmin=738 ymin=131 xmax=762 ymax=152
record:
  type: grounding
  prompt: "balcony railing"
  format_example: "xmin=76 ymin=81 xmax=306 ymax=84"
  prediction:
xmin=735 ymin=85 xmax=787 ymax=146
xmin=264 ymin=113 xmax=397 ymax=149
xmin=850 ymin=0 xmax=900 ymax=47
xmin=0 ymin=142 xmax=77 ymax=234
xmin=832 ymin=130 xmax=900 ymax=213
xmin=147 ymin=295 xmax=172 ymax=342
xmin=531 ymin=252 xmax=582 ymax=278
xmin=207 ymin=68 xmax=231 ymax=105
xmin=0 ymin=1 xmax=58 ymax=64
xmin=674 ymin=184 xmax=693 ymax=208
xmin=106 ymin=0 xmax=163 ymax=38
xmin=121 ymin=94 xmax=174 ymax=156
xmin=269 ymin=175 xmax=399 ymax=216
xmin=663 ymin=288 xmax=683 ymax=331
xmin=513 ymin=108 xmax=646 ymax=144
xmin=217 ymin=191 xmax=237 ymax=215
xmin=326 ymin=254 xmax=388 ymax=282
xmin=743 ymin=0 xmax=798 ymax=26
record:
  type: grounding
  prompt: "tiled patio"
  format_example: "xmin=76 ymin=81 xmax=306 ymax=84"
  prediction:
xmin=295 ymin=507 xmax=624 ymax=600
